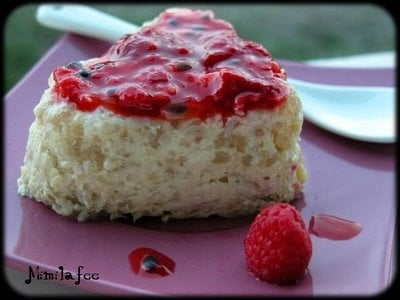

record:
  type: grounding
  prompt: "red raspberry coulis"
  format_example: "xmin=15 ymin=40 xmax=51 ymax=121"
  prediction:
xmin=53 ymin=8 xmax=289 ymax=121
xmin=129 ymin=247 xmax=175 ymax=277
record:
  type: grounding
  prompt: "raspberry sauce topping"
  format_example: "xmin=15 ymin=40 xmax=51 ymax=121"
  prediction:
xmin=53 ymin=8 xmax=289 ymax=121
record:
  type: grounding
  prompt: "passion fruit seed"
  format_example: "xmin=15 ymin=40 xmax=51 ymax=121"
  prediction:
xmin=168 ymin=19 xmax=179 ymax=26
xmin=106 ymin=88 xmax=117 ymax=96
xmin=174 ymin=63 xmax=192 ymax=72
xmin=78 ymin=70 xmax=91 ymax=78
xmin=164 ymin=103 xmax=187 ymax=115
xmin=66 ymin=61 xmax=82 ymax=70
xmin=142 ymin=256 xmax=159 ymax=271
xmin=192 ymin=25 xmax=206 ymax=31
xmin=92 ymin=63 xmax=105 ymax=70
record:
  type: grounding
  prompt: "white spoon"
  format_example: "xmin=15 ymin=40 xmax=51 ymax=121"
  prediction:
xmin=36 ymin=4 xmax=140 ymax=42
xmin=36 ymin=4 xmax=396 ymax=143
xmin=288 ymin=78 xmax=395 ymax=143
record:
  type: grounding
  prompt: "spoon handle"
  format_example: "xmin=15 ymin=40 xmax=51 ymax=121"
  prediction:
xmin=36 ymin=4 xmax=140 ymax=42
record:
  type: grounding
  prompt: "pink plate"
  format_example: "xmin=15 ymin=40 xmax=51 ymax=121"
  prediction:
xmin=4 ymin=34 xmax=396 ymax=296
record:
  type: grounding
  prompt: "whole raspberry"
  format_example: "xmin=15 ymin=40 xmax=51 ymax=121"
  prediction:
xmin=244 ymin=203 xmax=312 ymax=285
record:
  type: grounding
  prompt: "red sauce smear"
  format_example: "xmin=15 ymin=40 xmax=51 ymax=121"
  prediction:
xmin=129 ymin=247 xmax=175 ymax=277
xmin=309 ymin=214 xmax=362 ymax=241
xmin=53 ymin=8 xmax=289 ymax=121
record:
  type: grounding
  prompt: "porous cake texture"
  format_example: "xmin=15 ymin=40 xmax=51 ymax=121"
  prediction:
xmin=18 ymin=79 xmax=306 ymax=221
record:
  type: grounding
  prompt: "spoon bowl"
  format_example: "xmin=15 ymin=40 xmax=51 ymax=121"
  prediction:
xmin=36 ymin=4 xmax=396 ymax=143
xmin=289 ymin=78 xmax=395 ymax=143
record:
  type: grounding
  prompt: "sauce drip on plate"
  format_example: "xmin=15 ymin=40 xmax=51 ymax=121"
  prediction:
xmin=129 ymin=247 xmax=175 ymax=277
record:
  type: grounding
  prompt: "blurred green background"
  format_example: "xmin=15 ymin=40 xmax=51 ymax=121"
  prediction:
xmin=4 ymin=4 xmax=395 ymax=93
